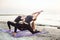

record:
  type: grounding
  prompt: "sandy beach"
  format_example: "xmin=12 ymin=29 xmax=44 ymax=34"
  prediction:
xmin=0 ymin=22 xmax=60 ymax=40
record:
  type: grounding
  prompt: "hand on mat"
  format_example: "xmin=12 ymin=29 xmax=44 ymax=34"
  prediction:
xmin=12 ymin=32 xmax=16 ymax=37
xmin=9 ymin=29 xmax=11 ymax=31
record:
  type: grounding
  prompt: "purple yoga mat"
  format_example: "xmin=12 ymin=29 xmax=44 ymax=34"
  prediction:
xmin=0 ymin=29 xmax=48 ymax=38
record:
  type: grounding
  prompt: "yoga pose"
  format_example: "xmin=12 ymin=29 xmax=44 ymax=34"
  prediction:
xmin=7 ymin=10 xmax=43 ymax=36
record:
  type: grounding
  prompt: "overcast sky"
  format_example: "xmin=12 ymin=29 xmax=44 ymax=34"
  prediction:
xmin=0 ymin=0 xmax=60 ymax=14
xmin=0 ymin=0 xmax=60 ymax=25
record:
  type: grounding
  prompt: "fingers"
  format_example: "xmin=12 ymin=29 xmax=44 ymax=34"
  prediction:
xmin=40 ymin=10 xmax=43 ymax=12
xmin=32 ymin=10 xmax=43 ymax=15
xmin=35 ymin=10 xmax=43 ymax=13
xmin=37 ymin=10 xmax=43 ymax=13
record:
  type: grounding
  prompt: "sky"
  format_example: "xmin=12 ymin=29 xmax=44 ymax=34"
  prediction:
xmin=0 ymin=0 xmax=60 ymax=26
xmin=0 ymin=0 xmax=60 ymax=14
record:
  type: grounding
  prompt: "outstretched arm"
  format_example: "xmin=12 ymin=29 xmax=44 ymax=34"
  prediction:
xmin=33 ymin=10 xmax=43 ymax=17
xmin=30 ymin=10 xmax=43 ymax=31
xmin=32 ymin=10 xmax=43 ymax=21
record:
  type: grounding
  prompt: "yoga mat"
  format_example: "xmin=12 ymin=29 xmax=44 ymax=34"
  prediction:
xmin=0 ymin=29 xmax=48 ymax=38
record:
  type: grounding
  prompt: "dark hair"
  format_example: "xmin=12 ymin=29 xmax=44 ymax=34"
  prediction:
xmin=14 ymin=16 xmax=22 ymax=23
xmin=25 ymin=15 xmax=33 ymax=23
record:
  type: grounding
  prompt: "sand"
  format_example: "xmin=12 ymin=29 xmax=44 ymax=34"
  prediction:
xmin=0 ymin=22 xmax=60 ymax=40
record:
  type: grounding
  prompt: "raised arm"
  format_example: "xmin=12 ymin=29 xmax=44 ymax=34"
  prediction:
xmin=32 ymin=10 xmax=43 ymax=21
xmin=32 ymin=10 xmax=43 ymax=16
xmin=33 ymin=10 xmax=43 ymax=16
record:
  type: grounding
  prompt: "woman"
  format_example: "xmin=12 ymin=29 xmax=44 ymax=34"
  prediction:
xmin=7 ymin=10 xmax=43 ymax=36
xmin=25 ymin=10 xmax=43 ymax=31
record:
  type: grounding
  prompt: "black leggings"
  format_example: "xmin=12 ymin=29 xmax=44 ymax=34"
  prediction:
xmin=7 ymin=21 xmax=35 ymax=34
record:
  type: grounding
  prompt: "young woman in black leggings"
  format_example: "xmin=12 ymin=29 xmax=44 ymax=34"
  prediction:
xmin=7 ymin=16 xmax=40 ymax=36
xmin=7 ymin=10 xmax=43 ymax=36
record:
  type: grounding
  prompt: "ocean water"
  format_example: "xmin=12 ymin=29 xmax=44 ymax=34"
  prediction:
xmin=0 ymin=14 xmax=60 ymax=26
